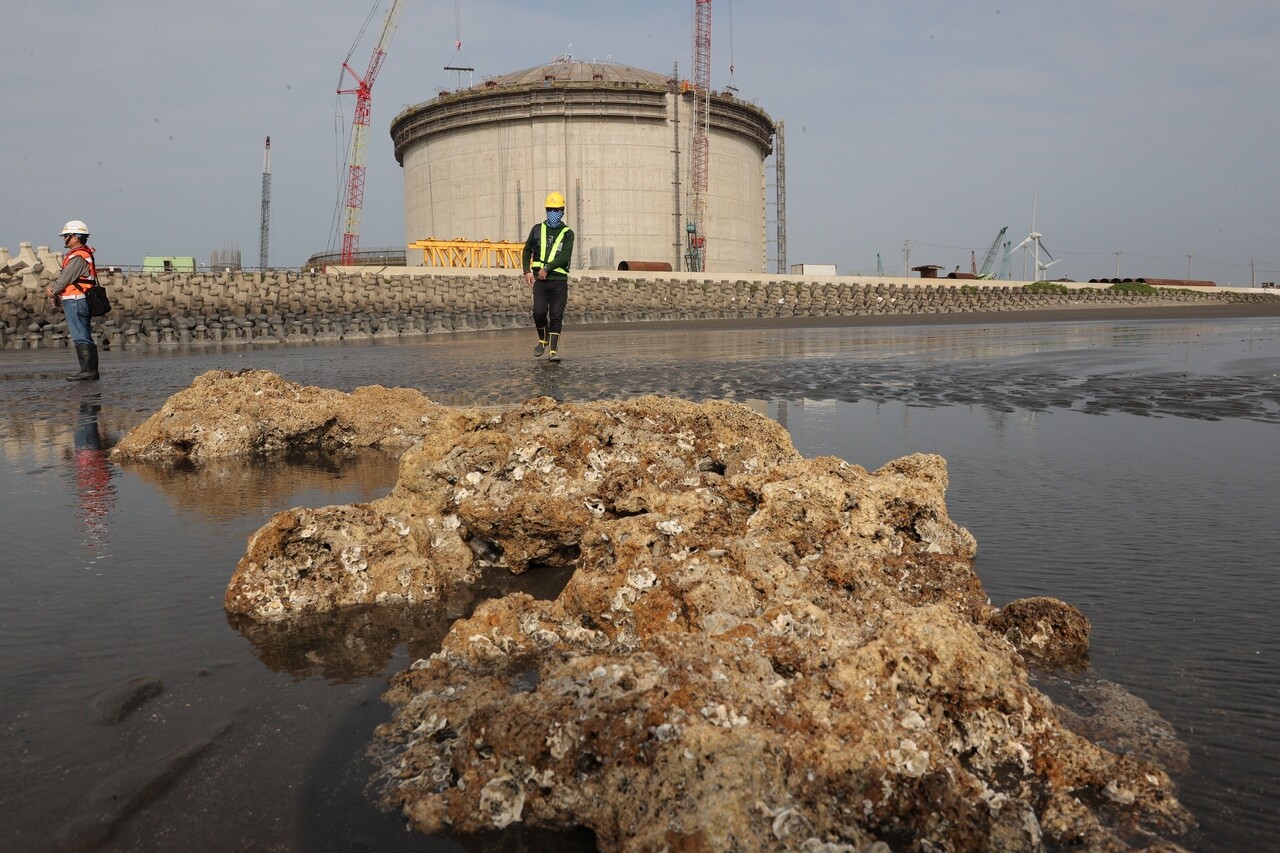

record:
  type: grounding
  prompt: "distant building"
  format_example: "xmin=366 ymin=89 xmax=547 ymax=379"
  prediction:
xmin=143 ymin=256 xmax=197 ymax=273
xmin=211 ymin=247 xmax=242 ymax=271
xmin=790 ymin=264 xmax=837 ymax=275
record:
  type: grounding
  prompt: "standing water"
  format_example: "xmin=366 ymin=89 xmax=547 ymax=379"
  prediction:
xmin=1 ymin=317 xmax=1276 ymax=851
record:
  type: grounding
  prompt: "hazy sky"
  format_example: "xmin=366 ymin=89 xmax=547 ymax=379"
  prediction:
xmin=4 ymin=1 xmax=1277 ymax=284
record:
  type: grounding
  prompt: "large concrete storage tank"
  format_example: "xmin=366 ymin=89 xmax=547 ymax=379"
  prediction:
xmin=390 ymin=61 xmax=776 ymax=273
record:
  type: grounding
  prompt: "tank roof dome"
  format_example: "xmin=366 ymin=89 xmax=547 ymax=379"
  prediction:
xmin=479 ymin=61 xmax=673 ymax=89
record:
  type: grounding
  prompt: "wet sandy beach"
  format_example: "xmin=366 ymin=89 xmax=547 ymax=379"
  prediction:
xmin=1 ymin=304 xmax=1277 ymax=852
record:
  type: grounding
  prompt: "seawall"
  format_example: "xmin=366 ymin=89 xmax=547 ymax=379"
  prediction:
xmin=3 ymin=264 xmax=1278 ymax=350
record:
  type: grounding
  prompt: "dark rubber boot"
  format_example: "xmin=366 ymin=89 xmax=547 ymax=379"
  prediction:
xmin=66 ymin=343 xmax=99 ymax=381
xmin=547 ymin=332 xmax=561 ymax=362
xmin=534 ymin=327 xmax=548 ymax=357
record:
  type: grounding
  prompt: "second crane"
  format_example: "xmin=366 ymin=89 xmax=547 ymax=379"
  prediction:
xmin=338 ymin=0 xmax=406 ymax=267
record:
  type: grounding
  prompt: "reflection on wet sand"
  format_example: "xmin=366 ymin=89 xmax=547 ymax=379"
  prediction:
xmin=0 ymin=397 xmax=132 ymax=466
xmin=226 ymin=600 xmax=470 ymax=684
xmin=71 ymin=401 xmax=116 ymax=546
xmin=116 ymin=449 xmax=402 ymax=521
xmin=227 ymin=564 xmax=577 ymax=683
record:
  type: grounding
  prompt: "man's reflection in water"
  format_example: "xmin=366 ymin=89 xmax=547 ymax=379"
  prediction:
xmin=72 ymin=400 xmax=116 ymax=545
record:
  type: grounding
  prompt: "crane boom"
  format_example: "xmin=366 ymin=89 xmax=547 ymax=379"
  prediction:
xmin=997 ymin=241 xmax=1012 ymax=280
xmin=338 ymin=0 xmax=406 ymax=267
xmin=976 ymin=225 xmax=1008 ymax=279
xmin=686 ymin=0 xmax=711 ymax=272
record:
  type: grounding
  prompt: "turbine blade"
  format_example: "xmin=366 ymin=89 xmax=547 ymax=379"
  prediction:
xmin=1039 ymin=243 xmax=1054 ymax=262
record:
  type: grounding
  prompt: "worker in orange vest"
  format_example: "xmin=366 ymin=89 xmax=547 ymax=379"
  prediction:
xmin=46 ymin=220 xmax=101 ymax=381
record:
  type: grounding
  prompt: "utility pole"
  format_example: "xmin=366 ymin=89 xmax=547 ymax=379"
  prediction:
xmin=902 ymin=238 xmax=912 ymax=277
xmin=1187 ymin=253 xmax=1192 ymax=281
xmin=1114 ymin=250 xmax=1120 ymax=278
xmin=1251 ymin=257 xmax=1256 ymax=288
xmin=774 ymin=120 xmax=786 ymax=274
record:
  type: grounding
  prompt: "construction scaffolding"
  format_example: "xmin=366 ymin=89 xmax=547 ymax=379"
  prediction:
xmin=409 ymin=237 xmax=523 ymax=269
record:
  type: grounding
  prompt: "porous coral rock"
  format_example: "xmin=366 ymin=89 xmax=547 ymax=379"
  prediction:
xmin=225 ymin=502 xmax=475 ymax=619
xmin=991 ymin=595 xmax=1092 ymax=669
xmin=150 ymin=371 xmax=1193 ymax=850
xmin=112 ymin=368 xmax=445 ymax=462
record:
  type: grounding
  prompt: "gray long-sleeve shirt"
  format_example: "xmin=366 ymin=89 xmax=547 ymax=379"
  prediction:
xmin=55 ymin=255 xmax=90 ymax=290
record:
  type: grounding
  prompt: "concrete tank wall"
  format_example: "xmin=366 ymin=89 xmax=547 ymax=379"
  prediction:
xmin=393 ymin=63 xmax=775 ymax=274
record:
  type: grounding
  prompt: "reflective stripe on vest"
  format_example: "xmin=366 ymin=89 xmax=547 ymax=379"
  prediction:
xmin=530 ymin=223 xmax=568 ymax=275
xmin=59 ymin=246 xmax=98 ymax=298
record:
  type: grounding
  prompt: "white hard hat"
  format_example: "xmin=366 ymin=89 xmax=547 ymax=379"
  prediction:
xmin=60 ymin=220 xmax=90 ymax=236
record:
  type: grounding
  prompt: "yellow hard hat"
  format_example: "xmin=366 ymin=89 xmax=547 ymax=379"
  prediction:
xmin=544 ymin=191 xmax=566 ymax=209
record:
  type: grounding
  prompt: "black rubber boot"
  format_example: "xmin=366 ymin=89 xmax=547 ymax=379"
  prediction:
xmin=534 ymin=327 xmax=548 ymax=357
xmin=547 ymin=332 xmax=561 ymax=362
xmin=66 ymin=343 xmax=100 ymax=381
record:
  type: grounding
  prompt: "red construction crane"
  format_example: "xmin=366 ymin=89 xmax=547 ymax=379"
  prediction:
xmin=337 ymin=0 xmax=406 ymax=267
xmin=686 ymin=0 xmax=712 ymax=272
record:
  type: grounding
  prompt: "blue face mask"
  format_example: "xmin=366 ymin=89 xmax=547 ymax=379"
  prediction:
xmin=546 ymin=210 xmax=563 ymax=228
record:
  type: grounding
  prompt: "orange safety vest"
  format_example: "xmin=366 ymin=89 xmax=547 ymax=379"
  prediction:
xmin=58 ymin=245 xmax=98 ymax=299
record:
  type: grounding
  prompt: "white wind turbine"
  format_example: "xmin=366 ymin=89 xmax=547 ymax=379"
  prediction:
xmin=1008 ymin=194 xmax=1061 ymax=281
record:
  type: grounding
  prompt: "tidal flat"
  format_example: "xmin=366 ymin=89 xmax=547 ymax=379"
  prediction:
xmin=1 ymin=312 xmax=1276 ymax=851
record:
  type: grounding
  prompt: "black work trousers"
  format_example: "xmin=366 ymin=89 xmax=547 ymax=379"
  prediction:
xmin=532 ymin=279 xmax=568 ymax=333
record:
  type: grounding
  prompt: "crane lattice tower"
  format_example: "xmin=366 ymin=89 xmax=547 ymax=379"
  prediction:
xmin=687 ymin=0 xmax=712 ymax=272
xmin=338 ymin=0 xmax=406 ymax=266
xmin=259 ymin=136 xmax=271 ymax=269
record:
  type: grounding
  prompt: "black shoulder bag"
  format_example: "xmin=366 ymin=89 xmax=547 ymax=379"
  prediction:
xmin=80 ymin=275 xmax=112 ymax=317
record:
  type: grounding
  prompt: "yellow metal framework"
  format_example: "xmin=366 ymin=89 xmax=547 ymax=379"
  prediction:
xmin=409 ymin=237 xmax=523 ymax=269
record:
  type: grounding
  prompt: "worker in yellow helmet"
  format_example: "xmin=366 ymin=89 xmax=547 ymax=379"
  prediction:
xmin=522 ymin=191 xmax=574 ymax=361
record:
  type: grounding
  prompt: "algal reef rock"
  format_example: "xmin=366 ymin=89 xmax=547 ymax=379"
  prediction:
xmin=118 ymin=371 xmax=1193 ymax=851
xmin=112 ymin=368 xmax=445 ymax=462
